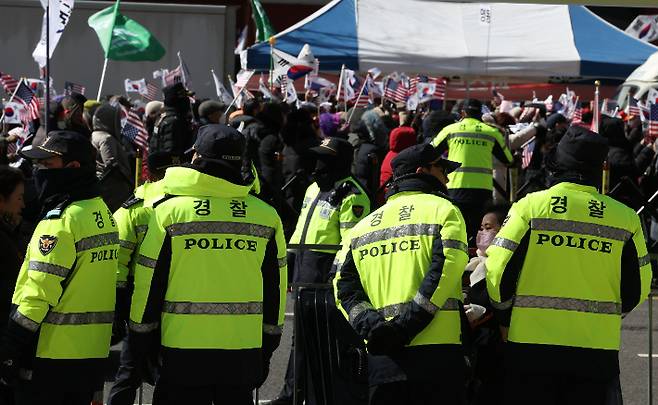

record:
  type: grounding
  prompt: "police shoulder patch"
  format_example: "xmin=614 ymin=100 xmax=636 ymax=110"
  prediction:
xmin=38 ymin=235 xmax=58 ymax=256
xmin=121 ymin=195 xmax=144 ymax=209
xmin=352 ymin=205 xmax=365 ymax=218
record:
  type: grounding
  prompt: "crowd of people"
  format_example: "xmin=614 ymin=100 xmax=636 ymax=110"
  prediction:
xmin=0 ymin=79 xmax=656 ymax=405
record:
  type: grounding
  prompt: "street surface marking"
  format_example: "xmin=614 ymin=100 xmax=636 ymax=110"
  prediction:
xmin=637 ymin=354 xmax=658 ymax=358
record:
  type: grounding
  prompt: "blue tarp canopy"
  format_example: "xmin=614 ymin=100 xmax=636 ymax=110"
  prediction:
xmin=246 ymin=0 xmax=657 ymax=80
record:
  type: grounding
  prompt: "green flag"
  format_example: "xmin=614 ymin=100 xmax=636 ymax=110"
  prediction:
xmin=250 ymin=0 xmax=275 ymax=43
xmin=88 ymin=0 xmax=165 ymax=61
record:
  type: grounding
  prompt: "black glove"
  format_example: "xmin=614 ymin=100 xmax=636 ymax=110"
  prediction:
xmin=0 ymin=357 xmax=18 ymax=387
xmin=128 ymin=330 xmax=160 ymax=385
xmin=0 ymin=312 xmax=37 ymax=386
xmin=257 ymin=359 xmax=271 ymax=388
xmin=111 ymin=319 xmax=127 ymax=346
xmin=111 ymin=286 xmax=131 ymax=345
xmin=366 ymin=321 xmax=408 ymax=356
xmin=257 ymin=332 xmax=281 ymax=387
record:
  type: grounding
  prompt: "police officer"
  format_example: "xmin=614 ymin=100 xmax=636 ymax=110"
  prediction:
xmin=289 ymin=137 xmax=371 ymax=283
xmin=431 ymin=99 xmax=514 ymax=242
xmin=0 ymin=131 xmax=118 ymax=404
xmin=335 ymin=143 xmax=469 ymax=405
xmin=150 ymin=82 xmax=194 ymax=162
xmin=129 ymin=124 xmax=288 ymax=404
xmin=268 ymin=137 xmax=370 ymax=405
xmin=107 ymin=152 xmax=174 ymax=405
xmin=486 ymin=126 xmax=653 ymax=404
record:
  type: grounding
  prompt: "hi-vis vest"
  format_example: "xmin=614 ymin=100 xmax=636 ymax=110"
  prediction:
xmin=289 ymin=178 xmax=370 ymax=253
xmin=486 ymin=182 xmax=652 ymax=350
xmin=431 ymin=117 xmax=512 ymax=190
xmin=336 ymin=190 xmax=468 ymax=346
xmin=114 ymin=180 xmax=165 ymax=288
xmin=129 ymin=167 xmax=287 ymax=350
xmin=11 ymin=197 xmax=118 ymax=360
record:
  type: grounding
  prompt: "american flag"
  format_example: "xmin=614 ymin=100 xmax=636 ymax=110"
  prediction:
xmin=1 ymin=72 xmax=18 ymax=94
xmin=521 ymin=138 xmax=535 ymax=169
xmin=384 ymin=77 xmax=409 ymax=102
xmin=164 ymin=65 xmax=183 ymax=86
xmin=14 ymin=80 xmax=40 ymax=121
xmin=144 ymin=82 xmax=160 ymax=101
xmin=120 ymin=106 xmax=149 ymax=152
xmin=649 ymin=103 xmax=658 ymax=139
xmin=409 ymin=75 xmax=446 ymax=101
xmin=628 ymin=96 xmax=641 ymax=117
xmin=64 ymin=81 xmax=86 ymax=95
xmin=353 ymin=75 xmax=374 ymax=108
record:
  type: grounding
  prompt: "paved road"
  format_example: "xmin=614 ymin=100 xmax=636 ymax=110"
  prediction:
xmin=103 ymin=294 xmax=658 ymax=404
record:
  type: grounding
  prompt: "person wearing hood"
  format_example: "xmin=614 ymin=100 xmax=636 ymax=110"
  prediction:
xmin=600 ymin=116 xmax=654 ymax=208
xmin=380 ymin=126 xmax=417 ymax=187
xmin=349 ymin=121 xmax=380 ymax=196
xmin=281 ymin=108 xmax=319 ymax=213
xmin=197 ymin=100 xmax=224 ymax=127
xmin=269 ymin=137 xmax=371 ymax=405
xmin=150 ymin=83 xmax=194 ymax=163
xmin=144 ymin=101 xmax=164 ymax=138
xmin=127 ymin=124 xmax=287 ymax=404
xmin=229 ymin=98 xmax=263 ymax=161
xmin=1 ymin=131 xmax=118 ymax=404
xmin=335 ymin=143 xmax=468 ymax=405
xmin=486 ymin=126 xmax=652 ymax=405
xmin=91 ymin=103 xmax=134 ymax=212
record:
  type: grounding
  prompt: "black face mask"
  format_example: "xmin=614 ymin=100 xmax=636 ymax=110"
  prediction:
xmin=312 ymin=169 xmax=337 ymax=191
xmin=33 ymin=167 xmax=99 ymax=206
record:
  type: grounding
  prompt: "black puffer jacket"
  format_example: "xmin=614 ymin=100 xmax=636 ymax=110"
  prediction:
xmin=150 ymin=106 xmax=193 ymax=161
xmin=349 ymin=123 xmax=380 ymax=195
xmin=0 ymin=218 xmax=28 ymax=335
xmin=602 ymin=117 xmax=654 ymax=189
xmin=281 ymin=110 xmax=319 ymax=211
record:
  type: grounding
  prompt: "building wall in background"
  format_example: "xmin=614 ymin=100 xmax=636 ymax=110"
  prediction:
xmin=0 ymin=0 xmax=236 ymax=99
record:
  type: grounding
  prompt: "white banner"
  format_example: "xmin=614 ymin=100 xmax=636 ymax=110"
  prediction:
xmin=32 ymin=0 xmax=75 ymax=68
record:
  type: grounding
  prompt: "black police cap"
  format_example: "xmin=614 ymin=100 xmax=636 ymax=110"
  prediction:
xmin=309 ymin=137 xmax=353 ymax=160
xmin=193 ymin=124 xmax=245 ymax=165
xmin=463 ymin=98 xmax=483 ymax=114
xmin=20 ymin=130 xmax=95 ymax=167
xmin=392 ymin=143 xmax=460 ymax=177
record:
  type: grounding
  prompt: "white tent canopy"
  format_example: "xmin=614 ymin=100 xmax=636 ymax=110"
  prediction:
xmin=246 ymin=0 xmax=657 ymax=80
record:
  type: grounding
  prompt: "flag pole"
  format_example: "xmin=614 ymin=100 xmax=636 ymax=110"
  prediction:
xmin=347 ymin=73 xmax=369 ymax=124
xmin=224 ymin=75 xmax=247 ymax=116
xmin=269 ymin=37 xmax=275 ymax=92
xmin=336 ymin=64 xmax=346 ymax=112
xmin=443 ymin=78 xmax=448 ymax=111
xmin=97 ymin=58 xmax=109 ymax=100
xmin=592 ymin=80 xmax=601 ymax=133
xmin=45 ymin=0 xmax=50 ymax=135
xmin=134 ymin=148 xmax=142 ymax=189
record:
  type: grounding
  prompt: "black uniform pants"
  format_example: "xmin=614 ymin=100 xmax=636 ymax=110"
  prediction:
xmin=504 ymin=372 xmax=622 ymax=405
xmin=13 ymin=381 xmax=93 ymax=405
xmin=152 ymin=381 xmax=253 ymax=405
xmin=279 ymin=251 xmax=335 ymax=401
xmin=449 ymin=189 xmax=493 ymax=247
xmin=107 ymin=334 xmax=142 ymax=405
xmin=369 ymin=380 xmax=465 ymax=405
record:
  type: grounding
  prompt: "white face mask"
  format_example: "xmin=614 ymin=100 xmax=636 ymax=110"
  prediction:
xmin=476 ymin=229 xmax=497 ymax=255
